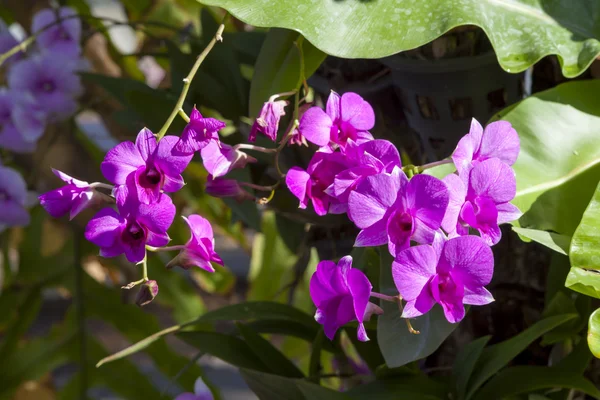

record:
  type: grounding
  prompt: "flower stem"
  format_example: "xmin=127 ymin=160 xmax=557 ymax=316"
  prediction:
xmin=90 ymin=182 xmax=114 ymax=190
xmin=178 ymin=108 xmax=190 ymax=123
xmin=151 ymin=245 xmax=185 ymax=252
xmin=240 ymin=181 xmax=279 ymax=192
xmin=142 ymin=253 xmax=149 ymax=282
xmin=394 ymin=297 xmax=420 ymax=334
xmin=370 ymin=292 xmax=398 ymax=302
xmin=415 ymin=158 xmax=453 ymax=173
xmin=274 ymin=119 xmax=298 ymax=177
xmin=234 ymin=143 xmax=277 ymax=154
xmin=156 ymin=15 xmax=227 ymax=141
xmin=268 ymin=90 xmax=297 ymax=103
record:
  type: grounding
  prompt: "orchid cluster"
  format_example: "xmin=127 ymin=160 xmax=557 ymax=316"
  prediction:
xmin=0 ymin=7 xmax=84 ymax=232
xmin=287 ymin=92 xmax=521 ymax=341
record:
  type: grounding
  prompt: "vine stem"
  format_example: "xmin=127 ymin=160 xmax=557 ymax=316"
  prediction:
xmin=234 ymin=143 xmax=277 ymax=154
xmin=415 ymin=158 xmax=453 ymax=173
xmin=156 ymin=16 xmax=227 ymax=140
xmin=148 ymin=245 xmax=185 ymax=252
xmin=370 ymin=292 xmax=398 ymax=302
xmin=240 ymin=181 xmax=279 ymax=192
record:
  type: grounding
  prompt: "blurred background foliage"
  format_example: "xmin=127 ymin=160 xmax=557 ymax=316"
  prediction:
xmin=1 ymin=0 xmax=600 ymax=399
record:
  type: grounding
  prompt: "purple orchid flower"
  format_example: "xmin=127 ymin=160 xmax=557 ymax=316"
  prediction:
xmin=452 ymin=119 xmax=520 ymax=176
xmin=0 ymin=165 xmax=30 ymax=228
xmin=249 ymin=99 xmax=288 ymax=142
xmin=200 ymin=141 xmax=256 ymax=178
xmin=310 ymin=256 xmax=382 ymax=341
xmin=0 ymin=30 xmax=23 ymax=65
xmin=32 ymin=7 xmax=81 ymax=57
xmin=287 ymin=103 xmax=310 ymax=147
xmin=39 ymin=169 xmax=109 ymax=220
xmin=392 ymin=235 xmax=494 ymax=323
xmin=300 ymin=91 xmax=374 ymax=149
xmin=205 ymin=175 xmax=252 ymax=202
xmin=286 ymin=151 xmax=349 ymax=216
xmin=325 ymin=139 xmax=401 ymax=213
xmin=8 ymin=53 xmax=82 ymax=120
xmin=174 ymin=107 xmax=226 ymax=155
xmin=167 ymin=214 xmax=223 ymax=272
xmin=101 ymin=128 xmax=192 ymax=204
xmin=0 ymin=91 xmax=42 ymax=153
xmin=348 ymin=169 xmax=449 ymax=256
xmin=441 ymin=158 xmax=521 ymax=246
xmin=85 ymin=194 xmax=175 ymax=263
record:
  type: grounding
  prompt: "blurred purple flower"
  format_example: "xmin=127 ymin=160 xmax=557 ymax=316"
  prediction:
xmin=31 ymin=7 xmax=81 ymax=57
xmin=310 ymin=256 xmax=382 ymax=341
xmin=393 ymin=235 xmax=494 ymax=323
xmin=0 ymin=165 xmax=30 ymax=227
xmin=39 ymin=169 xmax=109 ymax=220
xmin=101 ymin=128 xmax=192 ymax=204
xmin=85 ymin=194 xmax=175 ymax=263
xmin=167 ymin=214 xmax=223 ymax=272
xmin=200 ymin=141 xmax=255 ymax=178
xmin=174 ymin=107 xmax=226 ymax=155
xmin=452 ymin=119 xmax=520 ymax=176
xmin=8 ymin=53 xmax=82 ymax=120
xmin=205 ymin=175 xmax=252 ymax=202
xmin=300 ymin=91 xmax=374 ymax=148
xmin=286 ymin=151 xmax=349 ymax=216
xmin=325 ymin=139 xmax=401 ymax=212
xmin=0 ymin=91 xmax=40 ymax=153
xmin=441 ymin=158 xmax=521 ymax=246
xmin=249 ymin=99 xmax=287 ymax=142
xmin=174 ymin=377 xmax=213 ymax=400
xmin=0 ymin=30 xmax=23 ymax=65
xmin=348 ymin=169 xmax=449 ymax=256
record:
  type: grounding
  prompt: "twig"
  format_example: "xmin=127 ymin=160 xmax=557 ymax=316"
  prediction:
xmin=73 ymin=228 xmax=88 ymax=399
xmin=156 ymin=15 xmax=228 ymax=140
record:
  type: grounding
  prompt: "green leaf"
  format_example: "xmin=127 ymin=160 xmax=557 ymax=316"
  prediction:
xmin=465 ymin=314 xmax=577 ymax=400
xmin=377 ymin=248 xmax=458 ymax=368
xmin=473 ymin=366 xmax=600 ymax=400
xmin=540 ymin=292 xmax=587 ymax=345
xmin=453 ymin=336 xmax=491 ymax=400
xmin=201 ymin=0 xmax=600 ymax=77
xmin=308 ymin=330 xmax=324 ymax=383
xmin=511 ymin=227 xmax=571 ymax=255
xmin=556 ymin=336 xmax=593 ymax=373
xmin=588 ymin=308 xmax=600 ymax=358
xmin=570 ymin=180 xmax=600 ymax=269
xmin=566 ymin=267 xmax=600 ymax=299
xmin=240 ymin=369 xmax=305 ymax=400
xmin=96 ymin=300 xmax=319 ymax=367
xmin=502 ymin=81 xmax=600 ymax=235
xmin=347 ymin=374 xmax=449 ymax=400
xmin=249 ymin=28 xmax=326 ymax=116
xmin=296 ymin=381 xmax=352 ymax=400
xmin=237 ymin=323 xmax=305 ymax=378
xmin=177 ymin=331 xmax=270 ymax=372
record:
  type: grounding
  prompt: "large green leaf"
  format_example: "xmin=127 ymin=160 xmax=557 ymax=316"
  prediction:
xmin=201 ymin=0 xmax=600 ymax=77
xmin=347 ymin=374 xmax=449 ymax=400
xmin=474 ymin=365 xmax=600 ymax=400
xmin=377 ymin=249 xmax=458 ymax=368
xmin=588 ymin=308 xmax=600 ymax=358
xmin=565 ymin=266 xmax=600 ymax=299
xmin=512 ymin=227 xmax=571 ymax=256
xmin=237 ymin=323 xmax=305 ymax=378
xmin=249 ymin=28 xmax=326 ymax=116
xmin=501 ymin=81 xmax=600 ymax=235
xmin=570 ymin=180 xmax=600 ymax=269
xmin=465 ymin=314 xmax=577 ymax=400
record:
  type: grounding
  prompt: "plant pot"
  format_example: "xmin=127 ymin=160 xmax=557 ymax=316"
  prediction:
xmin=382 ymin=52 xmax=522 ymax=161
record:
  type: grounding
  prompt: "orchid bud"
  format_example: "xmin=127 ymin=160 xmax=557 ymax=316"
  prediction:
xmin=135 ymin=280 xmax=159 ymax=307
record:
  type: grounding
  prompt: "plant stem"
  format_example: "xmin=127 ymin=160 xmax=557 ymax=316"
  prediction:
xmin=156 ymin=16 xmax=227 ymax=140
xmin=394 ymin=297 xmax=420 ymax=334
xmin=416 ymin=158 xmax=453 ymax=173
xmin=234 ymin=143 xmax=277 ymax=154
xmin=274 ymin=119 xmax=298 ymax=177
xmin=370 ymin=292 xmax=398 ymax=302
xmin=240 ymin=181 xmax=279 ymax=192
xmin=151 ymin=245 xmax=185 ymax=252
xmin=142 ymin=253 xmax=148 ymax=282
xmin=178 ymin=108 xmax=190 ymax=123
xmin=268 ymin=90 xmax=297 ymax=103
